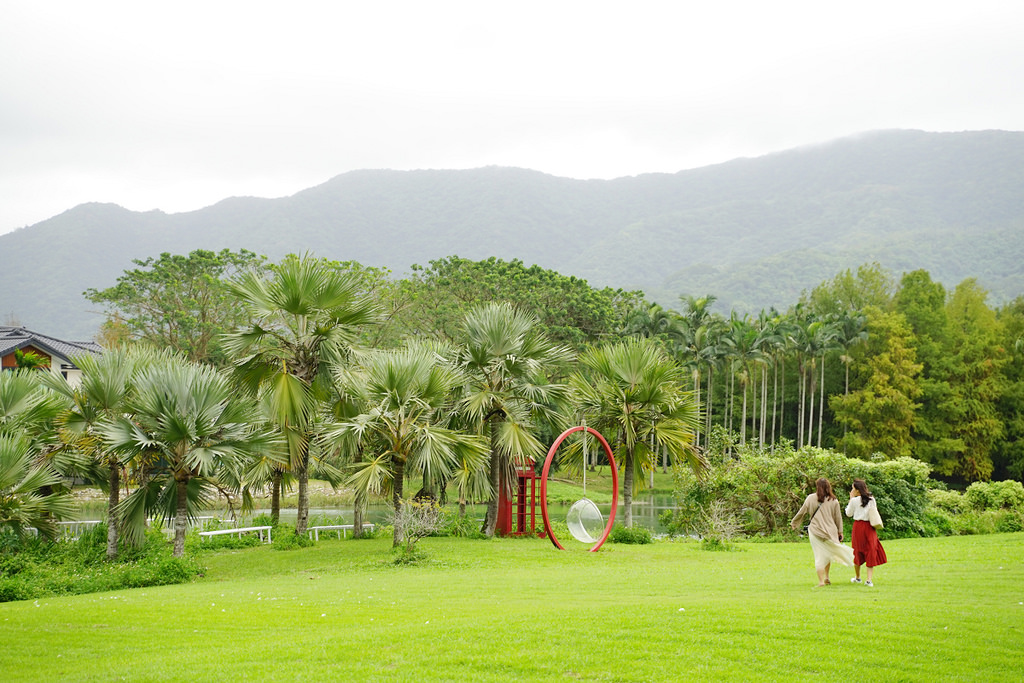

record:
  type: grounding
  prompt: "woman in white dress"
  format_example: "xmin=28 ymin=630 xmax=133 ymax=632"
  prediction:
xmin=791 ymin=478 xmax=855 ymax=587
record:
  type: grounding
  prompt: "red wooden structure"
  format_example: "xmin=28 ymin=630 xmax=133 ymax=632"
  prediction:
xmin=496 ymin=458 xmax=538 ymax=536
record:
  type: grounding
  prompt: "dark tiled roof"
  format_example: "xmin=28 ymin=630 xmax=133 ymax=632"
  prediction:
xmin=0 ymin=326 xmax=102 ymax=367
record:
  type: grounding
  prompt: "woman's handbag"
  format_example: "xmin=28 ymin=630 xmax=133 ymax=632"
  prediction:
xmin=868 ymin=501 xmax=884 ymax=529
xmin=801 ymin=501 xmax=822 ymax=536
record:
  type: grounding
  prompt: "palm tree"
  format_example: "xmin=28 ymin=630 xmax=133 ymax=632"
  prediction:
xmin=621 ymin=302 xmax=685 ymax=349
xmin=572 ymin=338 xmax=705 ymax=527
xmin=753 ymin=310 xmax=785 ymax=446
xmin=0 ymin=368 xmax=65 ymax=449
xmin=222 ymin=253 xmax=380 ymax=536
xmin=0 ymin=432 xmax=75 ymax=540
xmin=455 ymin=303 xmax=573 ymax=537
xmin=41 ymin=348 xmax=160 ymax=559
xmin=103 ymin=358 xmax=271 ymax=557
xmin=728 ymin=315 xmax=764 ymax=445
xmin=802 ymin=318 xmax=840 ymax=448
xmin=324 ymin=345 xmax=489 ymax=547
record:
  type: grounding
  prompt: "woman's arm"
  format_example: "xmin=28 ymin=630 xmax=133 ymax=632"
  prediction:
xmin=790 ymin=496 xmax=810 ymax=530
xmin=832 ymin=500 xmax=844 ymax=540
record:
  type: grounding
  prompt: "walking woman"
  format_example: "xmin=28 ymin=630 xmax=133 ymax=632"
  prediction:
xmin=791 ymin=478 xmax=854 ymax=587
xmin=846 ymin=478 xmax=887 ymax=587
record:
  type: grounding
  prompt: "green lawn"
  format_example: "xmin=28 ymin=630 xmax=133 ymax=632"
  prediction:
xmin=2 ymin=533 xmax=1022 ymax=682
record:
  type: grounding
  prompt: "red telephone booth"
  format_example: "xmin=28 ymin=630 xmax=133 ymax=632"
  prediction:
xmin=496 ymin=458 xmax=538 ymax=536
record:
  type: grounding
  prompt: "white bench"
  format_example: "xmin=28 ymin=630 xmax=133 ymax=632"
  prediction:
xmin=307 ymin=523 xmax=374 ymax=540
xmin=199 ymin=526 xmax=273 ymax=543
xmin=58 ymin=520 xmax=102 ymax=538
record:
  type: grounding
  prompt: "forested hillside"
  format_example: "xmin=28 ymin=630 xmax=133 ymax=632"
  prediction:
xmin=2 ymin=129 xmax=1022 ymax=338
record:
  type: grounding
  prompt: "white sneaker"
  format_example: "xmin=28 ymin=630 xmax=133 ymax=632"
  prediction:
xmin=851 ymin=577 xmax=862 ymax=584
xmin=865 ymin=580 xmax=874 ymax=587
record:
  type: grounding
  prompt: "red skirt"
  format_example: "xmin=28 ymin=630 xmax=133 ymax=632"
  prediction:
xmin=852 ymin=520 xmax=887 ymax=567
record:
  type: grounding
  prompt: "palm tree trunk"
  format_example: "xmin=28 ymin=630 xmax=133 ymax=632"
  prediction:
xmin=740 ymin=370 xmax=748 ymax=444
xmin=725 ymin=368 xmax=734 ymax=433
xmin=693 ymin=369 xmax=702 ymax=450
xmin=173 ymin=473 xmax=189 ymax=558
xmin=761 ymin=365 xmax=768 ymax=444
xmin=482 ymin=417 xmax=501 ymax=537
xmin=817 ymin=356 xmax=826 ymax=447
xmin=771 ymin=357 xmax=779 ymax=448
xmin=271 ymin=469 xmax=282 ymax=524
xmin=106 ymin=457 xmax=120 ymax=560
xmin=777 ymin=357 xmax=784 ymax=447
xmin=392 ymin=457 xmax=405 ymax=547
xmin=623 ymin=445 xmax=634 ymax=528
xmin=797 ymin=362 xmax=806 ymax=448
xmin=807 ymin=363 xmax=816 ymax=449
xmin=353 ymin=448 xmax=365 ymax=537
xmin=705 ymin=367 xmax=714 ymax=446
xmin=296 ymin=450 xmax=310 ymax=536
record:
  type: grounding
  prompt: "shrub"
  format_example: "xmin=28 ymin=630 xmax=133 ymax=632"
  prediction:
xmin=669 ymin=429 xmax=932 ymax=539
xmin=440 ymin=510 xmax=487 ymax=539
xmin=271 ymin=524 xmax=315 ymax=550
xmin=0 ymin=524 xmax=202 ymax=603
xmin=927 ymin=489 xmax=965 ymax=513
xmin=920 ymin=508 xmax=955 ymax=537
xmin=965 ymin=481 xmax=1024 ymax=511
xmin=994 ymin=510 xmax=1024 ymax=533
xmin=609 ymin=525 xmax=652 ymax=544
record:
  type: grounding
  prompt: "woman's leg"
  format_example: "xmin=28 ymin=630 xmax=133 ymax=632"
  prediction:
xmin=866 ymin=565 xmax=874 ymax=583
xmin=815 ymin=566 xmax=827 ymax=586
xmin=854 ymin=563 xmax=861 ymax=580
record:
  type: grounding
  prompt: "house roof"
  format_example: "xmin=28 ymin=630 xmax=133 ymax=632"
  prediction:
xmin=0 ymin=326 xmax=103 ymax=368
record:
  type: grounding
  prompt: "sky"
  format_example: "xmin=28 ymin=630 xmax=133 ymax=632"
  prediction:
xmin=3 ymin=1 xmax=1024 ymax=236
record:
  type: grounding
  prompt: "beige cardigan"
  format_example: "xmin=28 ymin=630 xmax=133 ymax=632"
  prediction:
xmin=791 ymin=493 xmax=844 ymax=541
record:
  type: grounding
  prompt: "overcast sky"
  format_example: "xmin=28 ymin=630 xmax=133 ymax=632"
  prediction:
xmin=3 ymin=1 xmax=1024 ymax=235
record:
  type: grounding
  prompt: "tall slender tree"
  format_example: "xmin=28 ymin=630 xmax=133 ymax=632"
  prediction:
xmin=223 ymin=254 xmax=380 ymax=535
xmin=324 ymin=345 xmax=489 ymax=546
xmin=454 ymin=303 xmax=572 ymax=537
xmin=571 ymin=338 xmax=705 ymax=527
xmin=103 ymin=358 xmax=271 ymax=557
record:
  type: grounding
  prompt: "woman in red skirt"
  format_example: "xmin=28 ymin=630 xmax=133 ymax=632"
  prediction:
xmin=845 ymin=479 xmax=887 ymax=586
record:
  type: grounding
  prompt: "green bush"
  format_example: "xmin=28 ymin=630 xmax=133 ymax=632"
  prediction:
xmin=920 ymin=508 xmax=955 ymax=537
xmin=609 ymin=525 xmax=652 ymax=544
xmin=669 ymin=430 xmax=932 ymax=539
xmin=994 ymin=510 xmax=1024 ymax=533
xmin=965 ymin=481 xmax=1024 ymax=511
xmin=700 ymin=537 xmax=737 ymax=552
xmin=440 ymin=510 xmax=487 ymax=539
xmin=0 ymin=524 xmax=202 ymax=603
xmin=271 ymin=525 xmax=315 ymax=550
xmin=927 ymin=489 xmax=965 ymax=513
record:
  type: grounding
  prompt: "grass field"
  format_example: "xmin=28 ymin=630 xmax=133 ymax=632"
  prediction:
xmin=2 ymin=533 xmax=1022 ymax=682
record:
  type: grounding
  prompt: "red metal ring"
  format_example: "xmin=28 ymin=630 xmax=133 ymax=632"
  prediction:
xmin=540 ymin=426 xmax=618 ymax=552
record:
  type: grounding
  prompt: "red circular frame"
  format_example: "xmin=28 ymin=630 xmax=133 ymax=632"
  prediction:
xmin=540 ymin=426 xmax=618 ymax=551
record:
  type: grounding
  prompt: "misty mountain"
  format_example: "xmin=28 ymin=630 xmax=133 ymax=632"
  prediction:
xmin=2 ymin=129 xmax=1022 ymax=339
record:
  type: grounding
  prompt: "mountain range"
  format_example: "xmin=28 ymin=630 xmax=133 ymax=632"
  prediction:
xmin=2 ymin=129 xmax=1022 ymax=340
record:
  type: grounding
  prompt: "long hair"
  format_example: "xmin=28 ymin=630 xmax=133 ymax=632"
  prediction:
xmin=853 ymin=478 xmax=872 ymax=508
xmin=815 ymin=478 xmax=835 ymax=503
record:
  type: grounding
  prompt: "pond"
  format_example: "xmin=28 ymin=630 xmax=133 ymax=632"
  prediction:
xmin=216 ymin=494 xmax=677 ymax=534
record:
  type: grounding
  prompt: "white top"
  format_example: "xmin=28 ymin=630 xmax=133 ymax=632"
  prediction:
xmin=845 ymin=496 xmax=877 ymax=521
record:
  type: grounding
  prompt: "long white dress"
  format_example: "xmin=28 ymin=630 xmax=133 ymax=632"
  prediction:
xmin=809 ymin=532 xmax=854 ymax=570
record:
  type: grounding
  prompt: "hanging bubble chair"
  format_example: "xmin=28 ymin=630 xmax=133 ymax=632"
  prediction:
xmin=566 ymin=498 xmax=605 ymax=543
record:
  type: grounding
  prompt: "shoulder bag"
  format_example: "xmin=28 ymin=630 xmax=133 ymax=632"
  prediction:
xmin=868 ymin=499 xmax=884 ymax=529
xmin=801 ymin=500 xmax=823 ymax=536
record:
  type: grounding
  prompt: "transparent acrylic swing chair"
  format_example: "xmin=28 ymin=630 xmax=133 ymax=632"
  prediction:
xmin=566 ymin=498 xmax=604 ymax=543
